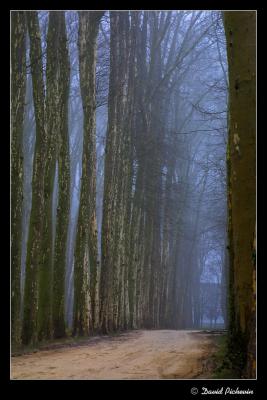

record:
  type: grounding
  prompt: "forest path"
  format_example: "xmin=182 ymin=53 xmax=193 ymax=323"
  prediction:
xmin=11 ymin=330 xmax=220 ymax=380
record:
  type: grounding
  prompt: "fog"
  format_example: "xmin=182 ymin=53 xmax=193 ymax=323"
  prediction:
xmin=20 ymin=10 xmax=228 ymax=331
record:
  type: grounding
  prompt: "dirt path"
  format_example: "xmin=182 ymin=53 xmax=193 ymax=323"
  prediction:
xmin=11 ymin=330 xmax=220 ymax=380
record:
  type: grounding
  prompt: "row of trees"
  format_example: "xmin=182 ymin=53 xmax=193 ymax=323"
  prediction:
xmin=11 ymin=10 xmax=228 ymax=344
xmin=12 ymin=11 xmax=71 ymax=344
xmin=11 ymin=10 xmax=256 ymax=378
xmin=98 ymin=11 xmax=229 ymax=332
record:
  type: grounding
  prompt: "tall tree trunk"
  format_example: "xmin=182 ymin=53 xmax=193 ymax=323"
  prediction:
xmin=22 ymin=11 xmax=46 ymax=345
xmin=37 ymin=11 xmax=59 ymax=342
xmin=100 ymin=11 xmax=136 ymax=332
xmin=73 ymin=11 xmax=103 ymax=336
xmin=224 ymin=11 xmax=256 ymax=378
xmin=11 ymin=11 xmax=27 ymax=346
xmin=52 ymin=11 xmax=71 ymax=339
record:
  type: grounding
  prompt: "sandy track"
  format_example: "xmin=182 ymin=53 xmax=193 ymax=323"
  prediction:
xmin=11 ymin=330 xmax=219 ymax=380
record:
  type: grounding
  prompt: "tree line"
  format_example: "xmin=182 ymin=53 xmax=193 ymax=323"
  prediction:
xmin=11 ymin=10 xmax=256 ymax=378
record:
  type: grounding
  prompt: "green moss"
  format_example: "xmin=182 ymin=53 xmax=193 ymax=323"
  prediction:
xmin=211 ymin=335 xmax=242 ymax=379
xmin=228 ymin=325 xmax=248 ymax=373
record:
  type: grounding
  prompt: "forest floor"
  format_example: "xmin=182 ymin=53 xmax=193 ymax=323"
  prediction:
xmin=11 ymin=329 xmax=223 ymax=380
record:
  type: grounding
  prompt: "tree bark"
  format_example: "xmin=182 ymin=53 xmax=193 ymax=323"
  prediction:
xmin=224 ymin=11 xmax=256 ymax=378
xmin=73 ymin=11 xmax=103 ymax=336
xmin=22 ymin=11 xmax=46 ymax=345
xmin=11 ymin=11 xmax=27 ymax=346
xmin=37 ymin=11 xmax=59 ymax=342
xmin=52 ymin=11 xmax=71 ymax=339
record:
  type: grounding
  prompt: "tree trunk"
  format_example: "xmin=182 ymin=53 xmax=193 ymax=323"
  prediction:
xmin=37 ymin=11 xmax=59 ymax=342
xmin=99 ymin=11 xmax=133 ymax=333
xmin=11 ymin=11 xmax=26 ymax=346
xmin=52 ymin=11 xmax=71 ymax=339
xmin=73 ymin=11 xmax=103 ymax=336
xmin=224 ymin=11 xmax=256 ymax=378
xmin=22 ymin=11 xmax=46 ymax=345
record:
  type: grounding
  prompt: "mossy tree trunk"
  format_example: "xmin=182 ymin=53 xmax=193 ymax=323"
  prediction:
xmin=37 ymin=11 xmax=59 ymax=342
xmin=22 ymin=11 xmax=46 ymax=345
xmin=11 ymin=11 xmax=27 ymax=346
xmin=224 ymin=11 xmax=256 ymax=378
xmin=73 ymin=11 xmax=103 ymax=336
xmin=99 ymin=11 xmax=134 ymax=332
xmin=52 ymin=11 xmax=71 ymax=339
